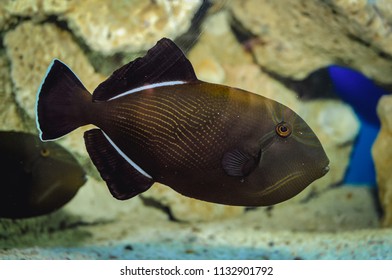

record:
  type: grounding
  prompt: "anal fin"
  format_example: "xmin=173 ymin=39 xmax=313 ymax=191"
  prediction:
xmin=84 ymin=129 xmax=154 ymax=200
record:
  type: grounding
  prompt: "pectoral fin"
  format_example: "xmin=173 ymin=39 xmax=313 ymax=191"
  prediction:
xmin=222 ymin=149 xmax=261 ymax=177
xmin=84 ymin=129 xmax=154 ymax=200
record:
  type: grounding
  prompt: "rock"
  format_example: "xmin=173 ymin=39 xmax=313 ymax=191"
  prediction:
xmin=297 ymin=100 xmax=360 ymax=195
xmin=188 ymin=12 xmax=299 ymax=110
xmin=0 ymin=176 xmax=166 ymax=248
xmin=374 ymin=1 xmax=392 ymax=22
xmin=4 ymin=21 xmax=103 ymax=120
xmin=223 ymin=63 xmax=301 ymax=112
xmin=372 ymin=94 xmax=392 ymax=226
xmin=63 ymin=0 xmax=202 ymax=55
xmin=188 ymin=12 xmax=256 ymax=83
xmin=0 ymin=53 xmax=24 ymax=132
xmin=3 ymin=0 xmax=202 ymax=54
xmin=62 ymin=176 xmax=160 ymax=223
xmin=0 ymin=1 xmax=16 ymax=31
xmin=189 ymin=12 xmax=254 ymax=66
xmin=3 ymin=21 xmax=104 ymax=157
xmin=229 ymin=0 xmax=392 ymax=84
xmin=142 ymin=183 xmax=244 ymax=222
xmin=4 ymin=0 xmax=70 ymax=20
xmin=244 ymin=186 xmax=380 ymax=232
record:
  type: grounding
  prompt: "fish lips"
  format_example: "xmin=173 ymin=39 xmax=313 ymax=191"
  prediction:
xmin=322 ymin=164 xmax=330 ymax=175
xmin=315 ymin=152 xmax=330 ymax=178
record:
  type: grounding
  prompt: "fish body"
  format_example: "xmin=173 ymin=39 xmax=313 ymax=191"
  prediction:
xmin=36 ymin=38 xmax=329 ymax=206
xmin=0 ymin=131 xmax=86 ymax=218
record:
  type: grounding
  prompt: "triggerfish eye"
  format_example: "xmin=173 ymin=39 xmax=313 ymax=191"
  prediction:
xmin=40 ymin=148 xmax=50 ymax=157
xmin=275 ymin=122 xmax=292 ymax=138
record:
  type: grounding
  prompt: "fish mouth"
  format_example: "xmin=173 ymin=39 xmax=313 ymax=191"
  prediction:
xmin=321 ymin=165 xmax=330 ymax=175
xmin=81 ymin=174 xmax=88 ymax=185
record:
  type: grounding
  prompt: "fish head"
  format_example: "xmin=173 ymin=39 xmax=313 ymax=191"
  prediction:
xmin=250 ymin=101 xmax=330 ymax=205
xmin=29 ymin=142 xmax=86 ymax=211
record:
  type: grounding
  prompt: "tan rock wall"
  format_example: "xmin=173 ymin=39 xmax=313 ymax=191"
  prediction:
xmin=229 ymin=0 xmax=392 ymax=84
xmin=373 ymin=95 xmax=392 ymax=226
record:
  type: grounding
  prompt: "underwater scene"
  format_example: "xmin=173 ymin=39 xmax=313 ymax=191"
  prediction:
xmin=0 ymin=0 xmax=392 ymax=260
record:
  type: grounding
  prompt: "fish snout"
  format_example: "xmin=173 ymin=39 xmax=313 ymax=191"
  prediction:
xmin=322 ymin=165 xmax=330 ymax=175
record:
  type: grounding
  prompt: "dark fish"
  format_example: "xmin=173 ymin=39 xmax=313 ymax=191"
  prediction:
xmin=36 ymin=38 xmax=329 ymax=207
xmin=0 ymin=131 xmax=86 ymax=218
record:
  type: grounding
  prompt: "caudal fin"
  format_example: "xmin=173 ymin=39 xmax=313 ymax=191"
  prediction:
xmin=36 ymin=59 xmax=92 ymax=141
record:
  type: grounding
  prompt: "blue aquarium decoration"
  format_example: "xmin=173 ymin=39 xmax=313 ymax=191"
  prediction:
xmin=328 ymin=65 xmax=389 ymax=186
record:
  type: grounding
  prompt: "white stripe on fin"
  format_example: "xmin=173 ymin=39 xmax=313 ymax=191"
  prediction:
xmin=101 ymin=131 xmax=153 ymax=179
xmin=108 ymin=80 xmax=186 ymax=101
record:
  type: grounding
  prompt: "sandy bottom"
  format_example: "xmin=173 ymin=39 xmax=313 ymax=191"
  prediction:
xmin=1 ymin=207 xmax=392 ymax=260
xmin=1 ymin=183 xmax=391 ymax=260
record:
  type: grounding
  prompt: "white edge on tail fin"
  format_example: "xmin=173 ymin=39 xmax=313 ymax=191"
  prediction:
xmin=35 ymin=59 xmax=86 ymax=142
xmin=36 ymin=59 xmax=56 ymax=141
xmin=101 ymin=130 xmax=153 ymax=179
xmin=108 ymin=81 xmax=186 ymax=101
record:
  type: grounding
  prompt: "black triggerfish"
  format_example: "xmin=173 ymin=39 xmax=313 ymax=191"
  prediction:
xmin=36 ymin=38 xmax=329 ymax=206
xmin=0 ymin=131 xmax=86 ymax=218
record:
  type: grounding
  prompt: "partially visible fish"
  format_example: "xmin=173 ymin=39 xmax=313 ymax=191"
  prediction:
xmin=0 ymin=131 xmax=86 ymax=218
xmin=36 ymin=38 xmax=329 ymax=207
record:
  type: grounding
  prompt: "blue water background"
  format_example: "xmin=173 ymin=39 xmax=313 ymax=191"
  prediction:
xmin=328 ymin=66 xmax=389 ymax=186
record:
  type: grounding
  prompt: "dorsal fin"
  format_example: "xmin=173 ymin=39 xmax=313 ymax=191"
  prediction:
xmin=92 ymin=38 xmax=198 ymax=101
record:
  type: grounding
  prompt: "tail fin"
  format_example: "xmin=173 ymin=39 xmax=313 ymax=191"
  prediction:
xmin=36 ymin=59 xmax=92 ymax=141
